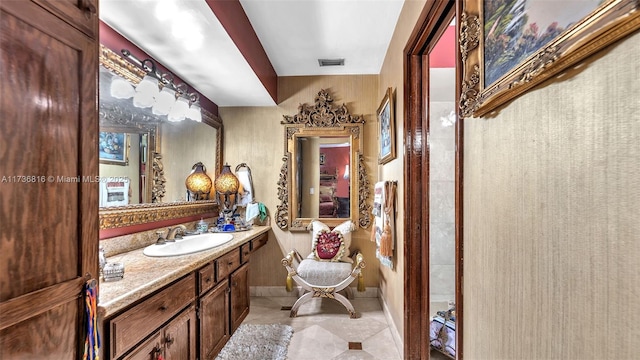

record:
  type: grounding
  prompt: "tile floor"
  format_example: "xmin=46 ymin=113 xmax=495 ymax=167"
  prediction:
xmin=243 ymin=296 xmax=451 ymax=360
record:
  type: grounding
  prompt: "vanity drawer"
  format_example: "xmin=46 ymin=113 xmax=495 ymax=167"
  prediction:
xmin=241 ymin=243 xmax=251 ymax=264
xmin=251 ymin=232 xmax=268 ymax=252
xmin=217 ymin=249 xmax=241 ymax=281
xmin=199 ymin=262 xmax=215 ymax=295
xmin=110 ymin=274 xmax=196 ymax=358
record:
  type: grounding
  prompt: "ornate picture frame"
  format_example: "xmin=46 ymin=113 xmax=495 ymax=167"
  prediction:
xmin=377 ymin=87 xmax=395 ymax=165
xmin=460 ymin=0 xmax=640 ymax=118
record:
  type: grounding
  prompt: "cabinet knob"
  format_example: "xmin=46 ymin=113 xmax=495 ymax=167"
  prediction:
xmin=165 ymin=335 xmax=174 ymax=345
xmin=80 ymin=0 xmax=97 ymax=14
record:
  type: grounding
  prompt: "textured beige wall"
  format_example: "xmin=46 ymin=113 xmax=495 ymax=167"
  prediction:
xmin=377 ymin=0 xmax=428 ymax=345
xmin=220 ymin=75 xmax=379 ymax=288
xmin=464 ymin=31 xmax=640 ymax=359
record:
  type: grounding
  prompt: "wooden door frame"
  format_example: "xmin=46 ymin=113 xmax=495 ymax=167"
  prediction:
xmin=403 ymin=1 xmax=463 ymax=359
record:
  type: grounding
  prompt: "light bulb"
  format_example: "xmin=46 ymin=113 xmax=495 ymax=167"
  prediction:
xmin=152 ymin=87 xmax=176 ymax=115
xmin=110 ymin=75 xmax=134 ymax=99
xmin=186 ymin=102 xmax=202 ymax=122
xmin=168 ymin=96 xmax=189 ymax=122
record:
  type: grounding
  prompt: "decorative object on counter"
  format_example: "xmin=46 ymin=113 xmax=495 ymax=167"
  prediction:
xmin=185 ymin=162 xmax=213 ymax=201
xmin=214 ymin=163 xmax=240 ymax=210
xmin=215 ymin=324 xmax=293 ymax=360
xmin=119 ymin=49 xmax=202 ymax=122
xmin=197 ymin=218 xmax=209 ymax=233
xmin=103 ymin=262 xmax=125 ymax=282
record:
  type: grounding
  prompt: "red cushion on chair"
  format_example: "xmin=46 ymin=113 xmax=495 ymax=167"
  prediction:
xmin=313 ymin=229 xmax=345 ymax=261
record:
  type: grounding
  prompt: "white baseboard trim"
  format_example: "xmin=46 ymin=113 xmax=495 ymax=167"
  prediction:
xmin=250 ymin=286 xmax=379 ymax=298
xmin=378 ymin=294 xmax=404 ymax=357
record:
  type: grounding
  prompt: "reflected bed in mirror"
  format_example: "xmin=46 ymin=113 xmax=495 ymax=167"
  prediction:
xmin=277 ymin=89 xmax=371 ymax=231
xmin=99 ymin=45 xmax=223 ymax=230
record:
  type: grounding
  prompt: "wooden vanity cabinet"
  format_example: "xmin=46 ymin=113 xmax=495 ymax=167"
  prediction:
xmin=230 ymin=263 xmax=250 ymax=333
xmin=109 ymin=274 xmax=196 ymax=359
xmin=105 ymin=233 xmax=267 ymax=360
xmin=198 ymin=247 xmax=251 ymax=359
xmin=123 ymin=306 xmax=196 ymax=360
xmin=199 ymin=279 xmax=230 ymax=360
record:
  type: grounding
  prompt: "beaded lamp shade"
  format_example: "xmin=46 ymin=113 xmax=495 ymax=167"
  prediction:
xmin=185 ymin=162 xmax=212 ymax=201
xmin=214 ymin=163 xmax=239 ymax=209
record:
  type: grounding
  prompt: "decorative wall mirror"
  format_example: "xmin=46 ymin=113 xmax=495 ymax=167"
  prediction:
xmin=98 ymin=45 xmax=223 ymax=230
xmin=276 ymin=89 xmax=371 ymax=231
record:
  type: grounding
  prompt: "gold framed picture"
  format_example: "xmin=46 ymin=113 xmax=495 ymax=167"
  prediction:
xmin=377 ymin=87 xmax=395 ymax=165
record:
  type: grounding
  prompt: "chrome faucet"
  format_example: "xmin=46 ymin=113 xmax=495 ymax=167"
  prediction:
xmin=166 ymin=224 xmax=187 ymax=241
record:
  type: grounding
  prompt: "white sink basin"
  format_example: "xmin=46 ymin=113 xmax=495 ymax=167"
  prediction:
xmin=143 ymin=233 xmax=234 ymax=257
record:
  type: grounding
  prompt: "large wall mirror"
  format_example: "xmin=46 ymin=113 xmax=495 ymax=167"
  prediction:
xmin=99 ymin=45 xmax=222 ymax=230
xmin=276 ymin=89 xmax=371 ymax=231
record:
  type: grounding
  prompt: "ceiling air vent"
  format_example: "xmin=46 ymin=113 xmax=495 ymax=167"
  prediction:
xmin=318 ymin=58 xmax=345 ymax=67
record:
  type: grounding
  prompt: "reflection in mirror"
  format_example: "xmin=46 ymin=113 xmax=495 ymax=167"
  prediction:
xmin=98 ymin=45 xmax=223 ymax=230
xmin=298 ymin=138 xmax=351 ymax=219
xmin=429 ymin=17 xmax=457 ymax=344
xmin=277 ymin=89 xmax=371 ymax=231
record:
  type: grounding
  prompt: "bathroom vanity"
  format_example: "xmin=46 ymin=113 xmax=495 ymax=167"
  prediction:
xmin=98 ymin=226 xmax=269 ymax=359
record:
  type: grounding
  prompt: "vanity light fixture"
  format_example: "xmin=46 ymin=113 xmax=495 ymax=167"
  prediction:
xmin=121 ymin=49 xmax=202 ymax=122
xmin=185 ymin=162 xmax=212 ymax=201
xmin=214 ymin=163 xmax=240 ymax=211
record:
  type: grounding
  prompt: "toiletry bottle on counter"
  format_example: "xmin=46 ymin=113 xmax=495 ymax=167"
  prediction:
xmin=197 ymin=218 xmax=208 ymax=233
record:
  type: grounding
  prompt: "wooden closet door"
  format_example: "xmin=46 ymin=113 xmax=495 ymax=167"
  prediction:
xmin=0 ymin=1 xmax=98 ymax=359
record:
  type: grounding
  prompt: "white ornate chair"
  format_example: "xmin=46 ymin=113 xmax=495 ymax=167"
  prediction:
xmin=281 ymin=220 xmax=365 ymax=318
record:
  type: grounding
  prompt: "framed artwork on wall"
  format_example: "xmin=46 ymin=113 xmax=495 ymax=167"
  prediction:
xmin=460 ymin=0 xmax=640 ymax=117
xmin=99 ymin=132 xmax=129 ymax=165
xmin=377 ymin=87 xmax=395 ymax=165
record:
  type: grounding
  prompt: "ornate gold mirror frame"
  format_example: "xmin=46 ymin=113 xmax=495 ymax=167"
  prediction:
xmin=98 ymin=45 xmax=223 ymax=230
xmin=276 ymin=89 xmax=371 ymax=231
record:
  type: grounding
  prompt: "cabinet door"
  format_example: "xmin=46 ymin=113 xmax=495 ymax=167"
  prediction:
xmin=31 ymin=0 xmax=98 ymax=37
xmin=163 ymin=306 xmax=197 ymax=360
xmin=199 ymin=280 xmax=230 ymax=360
xmin=122 ymin=333 xmax=163 ymax=360
xmin=0 ymin=2 xmax=98 ymax=359
xmin=230 ymin=263 xmax=250 ymax=333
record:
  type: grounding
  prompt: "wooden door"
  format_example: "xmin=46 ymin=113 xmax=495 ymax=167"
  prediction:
xmin=230 ymin=263 xmax=250 ymax=333
xmin=0 ymin=1 xmax=98 ymax=358
xmin=163 ymin=306 xmax=197 ymax=360
xmin=199 ymin=280 xmax=229 ymax=360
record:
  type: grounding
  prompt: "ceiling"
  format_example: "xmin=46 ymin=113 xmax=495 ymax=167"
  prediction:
xmin=99 ymin=0 xmax=405 ymax=107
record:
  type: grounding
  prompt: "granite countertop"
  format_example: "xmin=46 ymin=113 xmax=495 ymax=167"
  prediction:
xmin=98 ymin=225 xmax=270 ymax=318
